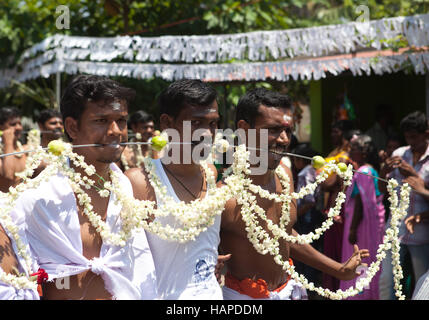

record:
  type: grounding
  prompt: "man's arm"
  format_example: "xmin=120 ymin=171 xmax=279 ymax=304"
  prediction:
xmin=289 ymin=228 xmax=369 ymax=281
xmin=1 ymin=128 xmax=21 ymax=180
xmin=0 ymin=224 xmax=19 ymax=275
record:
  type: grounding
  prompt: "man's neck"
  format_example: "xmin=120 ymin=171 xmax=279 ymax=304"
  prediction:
xmin=412 ymin=141 xmax=428 ymax=159
xmin=41 ymin=136 xmax=50 ymax=148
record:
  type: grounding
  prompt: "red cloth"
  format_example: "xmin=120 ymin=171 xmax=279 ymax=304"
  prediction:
xmin=30 ymin=268 xmax=48 ymax=297
xmin=224 ymin=259 xmax=293 ymax=299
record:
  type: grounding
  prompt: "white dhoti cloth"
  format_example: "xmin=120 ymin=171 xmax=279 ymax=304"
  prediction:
xmin=11 ymin=163 xmax=157 ymax=300
xmin=0 ymin=278 xmax=40 ymax=300
xmin=222 ymin=279 xmax=308 ymax=300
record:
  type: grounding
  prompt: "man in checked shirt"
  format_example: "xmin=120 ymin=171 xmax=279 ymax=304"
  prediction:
xmin=379 ymin=111 xmax=429 ymax=299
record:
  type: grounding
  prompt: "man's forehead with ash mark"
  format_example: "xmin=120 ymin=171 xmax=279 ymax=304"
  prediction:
xmin=111 ymin=100 xmax=121 ymax=111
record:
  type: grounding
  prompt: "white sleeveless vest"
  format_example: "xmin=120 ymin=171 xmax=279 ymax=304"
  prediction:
xmin=146 ymin=159 xmax=222 ymax=300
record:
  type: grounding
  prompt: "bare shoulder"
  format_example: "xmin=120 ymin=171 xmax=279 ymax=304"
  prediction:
xmin=125 ymin=167 xmax=145 ymax=182
xmin=124 ymin=167 xmax=155 ymax=201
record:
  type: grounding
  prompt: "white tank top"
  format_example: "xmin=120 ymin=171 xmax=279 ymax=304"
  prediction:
xmin=146 ymin=159 xmax=222 ymax=300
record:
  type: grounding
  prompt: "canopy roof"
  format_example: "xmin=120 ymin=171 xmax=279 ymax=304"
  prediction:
xmin=1 ymin=13 xmax=429 ymax=87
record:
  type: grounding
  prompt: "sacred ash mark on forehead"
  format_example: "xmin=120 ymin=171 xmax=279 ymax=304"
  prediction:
xmin=111 ymin=100 xmax=121 ymax=111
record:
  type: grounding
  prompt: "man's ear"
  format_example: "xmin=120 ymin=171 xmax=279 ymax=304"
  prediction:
xmin=160 ymin=114 xmax=174 ymax=131
xmin=236 ymin=119 xmax=250 ymax=130
xmin=64 ymin=117 xmax=79 ymax=141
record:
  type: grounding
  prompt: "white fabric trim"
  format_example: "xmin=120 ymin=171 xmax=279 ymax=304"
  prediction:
xmin=2 ymin=51 xmax=428 ymax=88
xmin=1 ymin=14 xmax=428 ymax=88
xmin=15 ymin=14 xmax=429 ymax=63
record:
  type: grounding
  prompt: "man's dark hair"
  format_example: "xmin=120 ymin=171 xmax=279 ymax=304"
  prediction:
xmin=129 ymin=110 xmax=154 ymax=128
xmin=37 ymin=109 xmax=62 ymax=125
xmin=400 ymin=111 xmax=428 ymax=134
xmin=60 ymin=75 xmax=136 ymax=140
xmin=158 ymin=79 xmax=218 ymax=118
xmin=350 ymin=134 xmax=379 ymax=170
xmin=332 ymin=120 xmax=355 ymax=134
xmin=0 ymin=106 xmax=21 ymax=126
xmin=235 ymin=88 xmax=292 ymax=128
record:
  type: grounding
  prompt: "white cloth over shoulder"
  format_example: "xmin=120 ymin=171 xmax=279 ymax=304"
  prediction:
xmin=0 ymin=199 xmax=39 ymax=300
xmin=222 ymin=279 xmax=308 ymax=300
xmin=12 ymin=162 xmax=157 ymax=300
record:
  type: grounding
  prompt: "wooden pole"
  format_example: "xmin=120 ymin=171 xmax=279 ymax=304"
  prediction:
xmin=56 ymin=72 xmax=61 ymax=109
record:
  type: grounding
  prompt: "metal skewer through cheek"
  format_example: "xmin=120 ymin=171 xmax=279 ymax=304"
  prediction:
xmin=245 ymin=146 xmax=393 ymax=185
xmin=0 ymin=141 xmax=399 ymax=186
xmin=0 ymin=141 xmax=193 ymax=159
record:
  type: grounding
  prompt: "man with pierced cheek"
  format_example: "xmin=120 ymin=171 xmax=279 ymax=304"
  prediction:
xmin=126 ymin=79 xmax=223 ymax=299
xmin=219 ymin=88 xmax=369 ymax=300
xmin=11 ymin=75 xmax=157 ymax=300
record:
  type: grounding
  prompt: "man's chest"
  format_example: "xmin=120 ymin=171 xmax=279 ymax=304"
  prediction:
xmin=75 ymin=192 xmax=110 ymax=259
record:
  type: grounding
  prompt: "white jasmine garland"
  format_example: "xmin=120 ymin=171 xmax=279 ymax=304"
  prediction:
xmin=229 ymin=147 xmax=353 ymax=245
xmin=120 ymin=152 xmax=130 ymax=171
xmin=0 ymin=148 xmax=59 ymax=290
xmin=0 ymin=139 xmax=411 ymax=298
xmin=227 ymin=146 xmax=409 ymax=299
xmin=26 ymin=129 xmax=41 ymax=150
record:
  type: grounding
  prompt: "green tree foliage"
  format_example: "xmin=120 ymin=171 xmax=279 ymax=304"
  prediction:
xmin=1 ymin=0 xmax=428 ymax=123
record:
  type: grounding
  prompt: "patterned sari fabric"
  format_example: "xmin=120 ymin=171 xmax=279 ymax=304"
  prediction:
xmin=340 ymin=165 xmax=385 ymax=300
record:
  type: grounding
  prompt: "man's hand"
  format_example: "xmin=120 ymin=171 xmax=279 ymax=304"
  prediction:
xmin=1 ymin=127 xmax=16 ymax=146
xmin=215 ymin=254 xmax=231 ymax=284
xmin=403 ymin=176 xmax=426 ymax=195
xmin=398 ymin=160 xmax=418 ymax=178
xmin=333 ymin=215 xmax=343 ymax=224
xmin=337 ymin=245 xmax=369 ymax=281
xmin=382 ymin=156 xmax=402 ymax=175
xmin=405 ymin=214 xmax=421 ymax=234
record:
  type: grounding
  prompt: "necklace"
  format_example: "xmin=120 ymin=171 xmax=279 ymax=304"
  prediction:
xmin=163 ymin=164 xmax=205 ymax=199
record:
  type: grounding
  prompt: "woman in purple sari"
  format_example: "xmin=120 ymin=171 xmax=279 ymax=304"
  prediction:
xmin=340 ymin=134 xmax=385 ymax=299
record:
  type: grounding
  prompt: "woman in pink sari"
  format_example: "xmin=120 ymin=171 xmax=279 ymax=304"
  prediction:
xmin=340 ymin=134 xmax=385 ymax=299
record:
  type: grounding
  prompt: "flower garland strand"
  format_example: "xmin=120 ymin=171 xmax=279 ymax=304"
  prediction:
xmin=237 ymin=176 xmax=410 ymax=299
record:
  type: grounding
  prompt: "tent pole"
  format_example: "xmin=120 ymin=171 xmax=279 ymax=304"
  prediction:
xmin=56 ymin=72 xmax=61 ymax=109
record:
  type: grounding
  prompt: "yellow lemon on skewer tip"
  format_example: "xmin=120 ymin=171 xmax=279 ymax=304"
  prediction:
xmin=312 ymin=156 xmax=326 ymax=170
xmin=151 ymin=135 xmax=167 ymax=152
xmin=337 ymin=162 xmax=348 ymax=172
xmin=48 ymin=139 xmax=66 ymax=156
